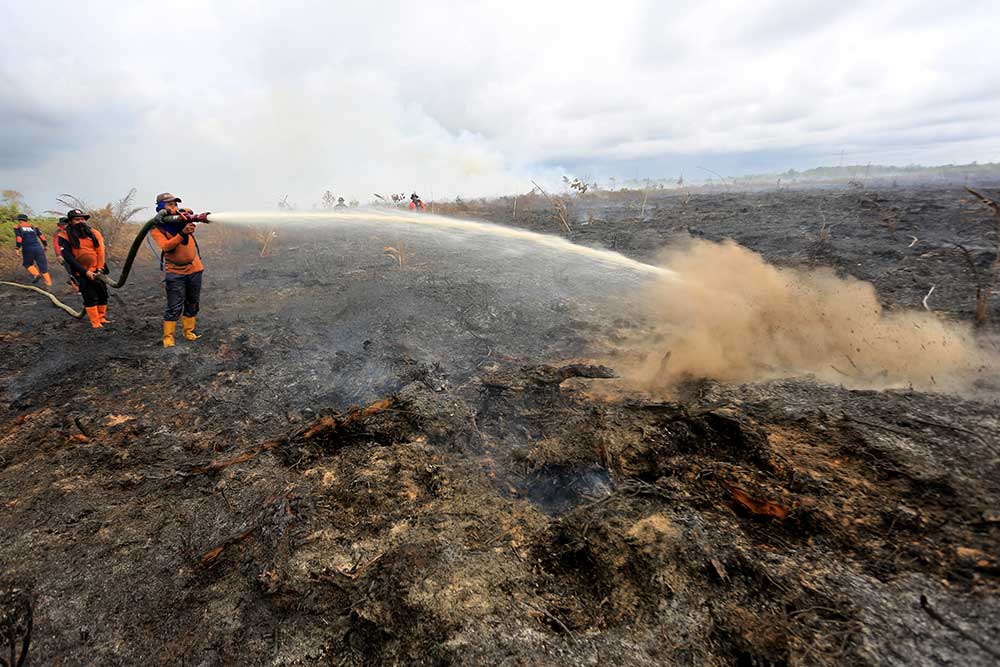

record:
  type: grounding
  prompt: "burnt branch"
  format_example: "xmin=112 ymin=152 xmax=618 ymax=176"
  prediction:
xmin=73 ymin=417 xmax=93 ymax=439
xmin=529 ymin=364 xmax=618 ymax=386
xmin=0 ymin=586 xmax=31 ymax=667
xmin=960 ymin=187 xmax=1000 ymax=324
xmin=949 ymin=242 xmax=982 ymax=289
xmin=965 ymin=186 xmax=1000 ymax=217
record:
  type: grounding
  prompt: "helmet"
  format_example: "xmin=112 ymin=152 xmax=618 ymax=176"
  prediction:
xmin=411 ymin=193 xmax=419 ymax=200
xmin=338 ymin=197 xmax=345 ymax=203
xmin=15 ymin=213 xmax=29 ymax=222
xmin=66 ymin=208 xmax=90 ymax=221
xmin=155 ymin=192 xmax=182 ymax=204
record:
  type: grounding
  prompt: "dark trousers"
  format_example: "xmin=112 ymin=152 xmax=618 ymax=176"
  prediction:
xmin=164 ymin=271 xmax=203 ymax=321
xmin=79 ymin=275 xmax=108 ymax=307
xmin=21 ymin=246 xmax=48 ymax=273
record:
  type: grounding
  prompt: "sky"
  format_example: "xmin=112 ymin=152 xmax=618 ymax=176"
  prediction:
xmin=2 ymin=0 xmax=999 ymax=212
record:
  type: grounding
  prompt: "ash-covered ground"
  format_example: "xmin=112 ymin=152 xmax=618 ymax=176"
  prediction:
xmin=1 ymin=184 xmax=999 ymax=666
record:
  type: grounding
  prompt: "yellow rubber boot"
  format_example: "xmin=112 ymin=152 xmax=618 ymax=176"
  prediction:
xmin=27 ymin=265 xmax=40 ymax=282
xmin=97 ymin=304 xmax=111 ymax=324
xmin=163 ymin=320 xmax=177 ymax=348
xmin=181 ymin=316 xmax=201 ymax=341
xmin=85 ymin=306 xmax=103 ymax=329
xmin=42 ymin=272 xmax=52 ymax=287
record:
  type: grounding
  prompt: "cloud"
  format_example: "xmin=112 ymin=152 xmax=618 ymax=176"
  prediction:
xmin=1 ymin=0 xmax=999 ymax=210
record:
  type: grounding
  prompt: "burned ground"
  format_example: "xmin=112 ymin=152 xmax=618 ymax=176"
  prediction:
xmin=1 ymin=184 xmax=999 ymax=666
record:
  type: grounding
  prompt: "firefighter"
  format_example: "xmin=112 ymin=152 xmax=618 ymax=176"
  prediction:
xmin=149 ymin=193 xmax=210 ymax=348
xmin=408 ymin=193 xmax=426 ymax=212
xmin=335 ymin=197 xmax=348 ymax=208
xmin=12 ymin=214 xmax=52 ymax=287
xmin=52 ymin=216 xmax=80 ymax=292
xmin=57 ymin=209 xmax=110 ymax=328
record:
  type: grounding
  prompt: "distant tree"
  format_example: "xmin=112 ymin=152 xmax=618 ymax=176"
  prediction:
xmin=321 ymin=190 xmax=337 ymax=209
xmin=52 ymin=189 xmax=145 ymax=257
xmin=1 ymin=190 xmax=27 ymax=228
xmin=2 ymin=190 xmax=31 ymax=215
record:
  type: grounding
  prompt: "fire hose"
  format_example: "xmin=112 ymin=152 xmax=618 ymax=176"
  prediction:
xmin=0 ymin=217 xmax=183 ymax=319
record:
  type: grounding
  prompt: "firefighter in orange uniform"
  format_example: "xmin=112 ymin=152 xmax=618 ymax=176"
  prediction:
xmin=56 ymin=209 xmax=110 ymax=328
xmin=149 ymin=193 xmax=210 ymax=347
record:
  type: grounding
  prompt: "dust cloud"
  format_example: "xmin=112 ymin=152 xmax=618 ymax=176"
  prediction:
xmin=621 ymin=238 xmax=993 ymax=391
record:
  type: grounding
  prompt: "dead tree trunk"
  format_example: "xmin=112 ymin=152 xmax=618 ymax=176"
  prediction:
xmin=962 ymin=187 xmax=1000 ymax=325
xmin=531 ymin=180 xmax=571 ymax=234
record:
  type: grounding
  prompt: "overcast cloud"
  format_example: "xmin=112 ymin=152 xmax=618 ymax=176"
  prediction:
xmin=1 ymin=0 xmax=999 ymax=211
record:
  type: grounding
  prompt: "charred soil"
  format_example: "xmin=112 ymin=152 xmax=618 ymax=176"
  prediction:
xmin=2 ymin=184 xmax=999 ymax=666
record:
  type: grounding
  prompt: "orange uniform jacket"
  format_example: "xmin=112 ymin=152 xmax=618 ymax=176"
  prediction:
xmin=56 ymin=228 xmax=106 ymax=274
xmin=150 ymin=227 xmax=204 ymax=275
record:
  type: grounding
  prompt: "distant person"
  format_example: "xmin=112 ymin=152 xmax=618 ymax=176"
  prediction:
xmin=52 ymin=216 xmax=79 ymax=292
xmin=12 ymin=214 xmax=52 ymax=287
xmin=57 ymin=209 xmax=110 ymax=329
xmin=408 ymin=193 xmax=427 ymax=212
xmin=335 ymin=197 xmax=347 ymax=208
xmin=149 ymin=192 xmax=210 ymax=348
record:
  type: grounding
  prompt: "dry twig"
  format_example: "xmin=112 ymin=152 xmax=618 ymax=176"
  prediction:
xmin=922 ymin=285 xmax=936 ymax=311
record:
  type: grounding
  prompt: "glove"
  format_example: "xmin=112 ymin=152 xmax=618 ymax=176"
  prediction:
xmin=179 ymin=211 xmax=193 ymax=222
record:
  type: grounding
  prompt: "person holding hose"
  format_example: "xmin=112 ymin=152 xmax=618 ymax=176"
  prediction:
xmin=149 ymin=193 xmax=209 ymax=348
xmin=57 ymin=209 xmax=110 ymax=328
xmin=13 ymin=214 xmax=52 ymax=287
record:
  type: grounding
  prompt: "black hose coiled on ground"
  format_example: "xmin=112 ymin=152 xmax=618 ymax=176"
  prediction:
xmin=0 ymin=219 xmax=160 ymax=319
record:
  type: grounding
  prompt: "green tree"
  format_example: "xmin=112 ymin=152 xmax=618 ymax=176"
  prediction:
xmin=1 ymin=190 xmax=27 ymax=226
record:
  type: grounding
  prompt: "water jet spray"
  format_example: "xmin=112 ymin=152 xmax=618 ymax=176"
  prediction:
xmin=209 ymin=210 xmax=680 ymax=279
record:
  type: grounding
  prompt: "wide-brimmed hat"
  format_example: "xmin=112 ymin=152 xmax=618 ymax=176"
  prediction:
xmin=66 ymin=208 xmax=90 ymax=220
xmin=156 ymin=192 xmax=182 ymax=204
xmin=15 ymin=213 xmax=29 ymax=222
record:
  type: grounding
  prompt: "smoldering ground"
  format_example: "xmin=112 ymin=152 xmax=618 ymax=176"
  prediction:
xmin=3 ymin=186 xmax=999 ymax=666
